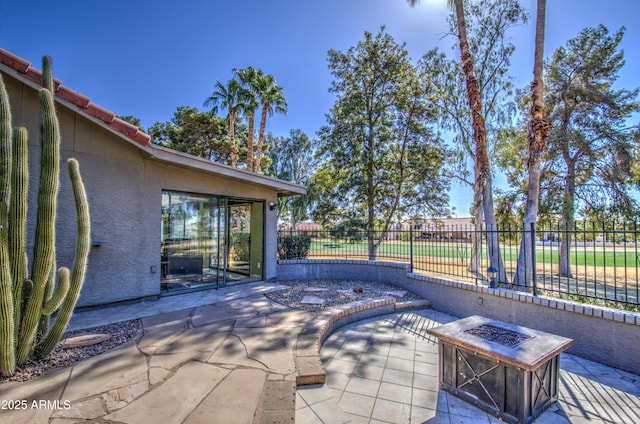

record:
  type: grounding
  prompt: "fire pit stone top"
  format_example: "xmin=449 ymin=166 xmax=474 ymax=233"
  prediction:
xmin=427 ymin=315 xmax=573 ymax=371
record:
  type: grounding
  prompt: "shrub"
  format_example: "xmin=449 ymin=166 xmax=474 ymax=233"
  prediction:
xmin=278 ymin=235 xmax=311 ymax=259
xmin=230 ymin=232 xmax=250 ymax=262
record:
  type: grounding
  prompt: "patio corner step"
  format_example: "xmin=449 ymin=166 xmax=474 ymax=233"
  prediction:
xmin=395 ymin=299 xmax=431 ymax=311
xmin=295 ymin=355 xmax=326 ymax=386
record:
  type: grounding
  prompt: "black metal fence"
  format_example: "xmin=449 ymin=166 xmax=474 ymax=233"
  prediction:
xmin=277 ymin=222 xmax=640 ymax=309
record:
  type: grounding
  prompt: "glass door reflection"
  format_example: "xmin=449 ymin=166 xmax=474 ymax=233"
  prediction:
xmin=161 ymin=191 xmax=262 ymax=293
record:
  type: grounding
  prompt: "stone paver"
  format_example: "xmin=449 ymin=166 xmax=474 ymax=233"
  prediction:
xmin=2 ymin=281 xmax=638 ymax=424
xmin=105 ymin=361 xmax=230 ymax=424
xmin=0 ymin=367 xmax=72 ymax=424
xmin=301 ymin=295 xmax=326 ymax=305
xmin=62 ymin=340 xmax=149 ymax=401
xmin=184 ymin=369 xmax=267 ymax=424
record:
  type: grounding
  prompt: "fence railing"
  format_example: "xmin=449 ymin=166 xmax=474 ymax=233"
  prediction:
xmin=277 ymin=223 xmax=640 ymax=309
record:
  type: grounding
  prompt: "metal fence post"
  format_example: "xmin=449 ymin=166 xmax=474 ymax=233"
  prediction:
xmin=410 ymin=227 xmax=414 ymax=273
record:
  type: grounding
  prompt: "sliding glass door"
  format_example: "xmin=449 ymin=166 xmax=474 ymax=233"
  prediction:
xmin=161 ymin=191 xmax=263 ymax=292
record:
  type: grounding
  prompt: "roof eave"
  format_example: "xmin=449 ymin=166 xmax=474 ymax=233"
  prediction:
xmin=146 ymin=144 xmax=306 ymax=197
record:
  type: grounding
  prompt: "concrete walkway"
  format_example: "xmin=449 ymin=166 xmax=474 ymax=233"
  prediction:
xmin=1 ymin=282 xmax=639 ymax=424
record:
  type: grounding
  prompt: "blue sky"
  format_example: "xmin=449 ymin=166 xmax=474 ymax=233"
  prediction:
xmin=1 ymin=0 xmax=639 ymax=215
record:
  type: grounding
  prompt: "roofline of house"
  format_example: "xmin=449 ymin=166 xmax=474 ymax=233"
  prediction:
xmin=147 ymin=144 xmax=306 ymax=196
xmin=0 ymin=49 xmax=306 ymax=197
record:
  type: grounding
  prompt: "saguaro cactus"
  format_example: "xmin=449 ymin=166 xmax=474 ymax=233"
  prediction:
xmin=0 ymin=56 xmax=91 ymax=377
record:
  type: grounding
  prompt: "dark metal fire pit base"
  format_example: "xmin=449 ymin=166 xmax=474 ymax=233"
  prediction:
xmin=428 ymin=316 xmax=573 ymax=424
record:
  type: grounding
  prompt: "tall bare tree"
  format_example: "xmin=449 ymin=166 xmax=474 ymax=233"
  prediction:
xmin=409 ymin=0 xmax=505 ymax=281
xmin=419 ymin=0 xmax=526 ymax=276
xmin=514 ymin=0 xmax=548 ymax=287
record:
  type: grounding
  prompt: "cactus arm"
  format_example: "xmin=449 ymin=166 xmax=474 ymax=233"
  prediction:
xmin=41 ymin=267 xmax=68 ymax=316
xmin=39 ymin=55 xmax=56 ymax=325
xmin=0 ymin=202 xmax=16 ymax=376
xmin=36 ymin=158 xmax=90 ymax=358
xmin=20 ymin=278 xmax=33 ymax=316
xmin=17 ymin=88 xmax=60 ymax=365
xmin=37 ymin=261 xmax=55 ymax=342
xmin=41 ymin=56 xmax=54 ymax=94
xmin=10 ymin=126 xmax=28 ymax=329
xmin=0 ymin=73 xmax=16 ymax=377
xmin=0 ymin=74 xmax=11 ymax=204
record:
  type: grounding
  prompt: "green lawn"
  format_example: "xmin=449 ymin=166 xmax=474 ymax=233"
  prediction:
xmin=308 ymin=238 xmax=639 ymax=269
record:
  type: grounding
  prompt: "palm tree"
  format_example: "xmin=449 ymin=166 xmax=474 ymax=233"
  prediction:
xmin=514 ymin=0 xmax=548 ymax=286
xmin=204 ymin=79 xmax=241 ymax=167
xmin=234 ymin=67 xmax=263 ymax=171
xmin=255 ymin=74 xmax=288 ymax=172
xmin=408 ymin=0 xmax=504 ymax=281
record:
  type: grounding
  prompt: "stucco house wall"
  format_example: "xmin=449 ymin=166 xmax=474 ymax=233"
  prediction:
xmin=1 ymin=50 xmax=304 ymax=308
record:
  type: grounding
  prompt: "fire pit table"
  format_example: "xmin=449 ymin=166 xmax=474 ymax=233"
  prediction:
xmin=427 ymin=315 xmax=573 ymax=424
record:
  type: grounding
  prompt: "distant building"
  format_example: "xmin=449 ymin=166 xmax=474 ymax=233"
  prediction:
xmin=278 ymin=221 xmax=323 ymax=236
xmin=392 ymin=217 xmax=475 ymax=241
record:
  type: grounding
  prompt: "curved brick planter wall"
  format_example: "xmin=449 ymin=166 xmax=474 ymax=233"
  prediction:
xmin=279 ymin=259 xmax=640 ymax=375
xmin=294 ymin=296 xmax=430 ymax=386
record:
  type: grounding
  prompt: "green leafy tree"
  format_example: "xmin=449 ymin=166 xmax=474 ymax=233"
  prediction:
xmin=266 ymin=129 xmax=317 ymax=227
xmin=315 ymin=28 xmax=449 ymax=260
xmin=207 ymin=68 xmax=285 ymax=173
xmin=545 ymin=25 xmax=639 ymax=276
xmin=147 ymin=106 xmax=237 ymax=163
xmin=498 ymin=25 xmax=640 ymax=278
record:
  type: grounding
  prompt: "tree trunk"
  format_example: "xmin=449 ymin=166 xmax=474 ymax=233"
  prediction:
xmin=468 ymin=179 xmax=483 ymax=274
xmin=228 ymin=105 xmax=237 ymax=167
xmin=514 ymin=0 xmax=548 ymax=287
xmin=483 ymin=176 xmax=507 ymax=282
xmin=453 ymin=0 xmax=503 ymax=282
xmin=559 ymin=169 xmax=576 ymax=277
xmin=367 ymin=139 xmax=376 ymax=261
xmin=254 ymin=101 xmax=269 ymax=172
xmin=246 ymin=110 xmax=255 ymax=171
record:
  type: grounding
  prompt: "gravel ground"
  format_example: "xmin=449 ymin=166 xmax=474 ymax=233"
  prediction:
xmin=0 ymin=319 xmax=140 ymax=384
xmin=2 ymin=280 xmax=421 ymax=384
xmin=265 ymin=279 xmax=423 ymax=312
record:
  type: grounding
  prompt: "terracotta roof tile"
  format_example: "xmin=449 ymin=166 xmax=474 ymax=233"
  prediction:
xmin=131 ymin=130 xmax=151 ymax=145
xmin=109 ymin=118 xmax=139 ymax=138
xmin=22 ymin=67 xmax=42 ymax=85
xmin=0 ymin=49 xmax=30 ymax=73
xmin=57 ymin=86 xmax=91 ymax=108
xmin=85 ymin=103 xmax=115 ymax=124
xmin=0 ymin=48 xmax=150 ymax=147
